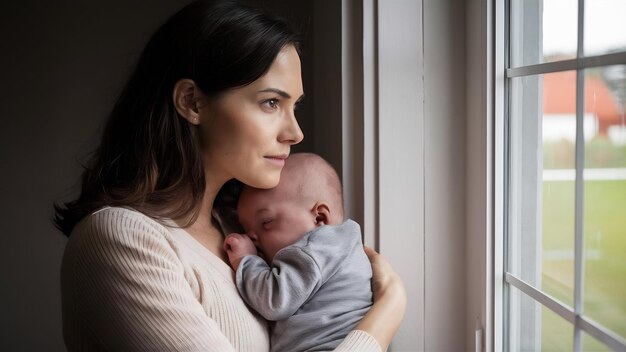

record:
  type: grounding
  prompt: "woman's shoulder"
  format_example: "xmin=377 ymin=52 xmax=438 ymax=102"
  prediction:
xmin=88 ymin=206 xmax=163 ymax=225
xmin=71 ymin=206 xmax=172 ymax=247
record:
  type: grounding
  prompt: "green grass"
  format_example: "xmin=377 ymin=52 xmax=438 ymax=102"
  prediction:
xmin=540 ymin=180 xmax=626 ymax=350
xmin=543 ymin=138 xmax=626 ymax=169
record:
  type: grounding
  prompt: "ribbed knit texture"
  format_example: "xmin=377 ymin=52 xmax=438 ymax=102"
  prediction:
xmin=61 ymin=207 xmax=381 ymax=352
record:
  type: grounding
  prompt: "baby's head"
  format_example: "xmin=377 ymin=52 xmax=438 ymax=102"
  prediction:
xmin=236 ymin=153 xmax=344 ymax=261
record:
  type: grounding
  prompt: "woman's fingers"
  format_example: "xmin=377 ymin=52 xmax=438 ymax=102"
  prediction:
xmin=363 ymin=245 xmax=405 ymax=300
xmin=363 ymin=245 xmax=377 ymax=259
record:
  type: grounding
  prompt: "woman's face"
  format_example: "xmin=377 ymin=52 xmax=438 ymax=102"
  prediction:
xmin=197 ymin=45 xmax=304 ymax=189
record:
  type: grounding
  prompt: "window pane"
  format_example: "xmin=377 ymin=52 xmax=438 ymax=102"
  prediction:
xmin=582 ymin=331 xmax=612 ymax=352
xmin=584 ymin=0 xmax=626 ymax=56
xmin=583 ymin=65 xmax=626 ymax=339
xmin=510 ymin=0 xmax=577 ymax=67
xmin=509 ymin=72 xmax=577 ymax=307
xmin=508 ymin=286 xmax=574 ymax=351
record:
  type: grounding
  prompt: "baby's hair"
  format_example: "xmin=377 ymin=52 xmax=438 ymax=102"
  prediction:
xmin=284 ymin=153 xmax=344 ymax=222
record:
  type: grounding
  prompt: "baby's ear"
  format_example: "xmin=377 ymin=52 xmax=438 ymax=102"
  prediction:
xmin=312 ymin=202 xmax=331 ymax=226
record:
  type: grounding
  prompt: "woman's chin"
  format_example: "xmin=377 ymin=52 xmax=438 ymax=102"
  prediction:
xmin=242 ymin=173 xmax=280 ymax=189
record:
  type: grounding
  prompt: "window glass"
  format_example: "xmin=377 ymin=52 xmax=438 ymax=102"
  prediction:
xmin=583 ymin=65 xmax=626 ymax=338
xmin=506 ymin=0 xmax=626 ymax=350
xmin=509 ymin=72 xmax=577 ymax=306
xmin=509 ymin=287 xmax=573 ymax=351
xmin=582 ymin=331 xmax=612 ymax=352
xmin=510 ymin=0 xmax=577 ymax=67
xmin=584 ymin=0 xmax=626 ymax=57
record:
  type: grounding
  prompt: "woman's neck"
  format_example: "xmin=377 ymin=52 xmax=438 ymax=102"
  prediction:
xmin=180 ymin=171 xmax=230 ymax=264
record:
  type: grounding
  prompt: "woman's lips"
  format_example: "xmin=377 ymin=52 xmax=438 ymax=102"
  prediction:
xmin=264 ymin=155 xmax=287 ymax=167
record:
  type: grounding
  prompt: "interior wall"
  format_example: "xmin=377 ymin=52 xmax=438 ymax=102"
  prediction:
xmin=465 ymin=0 xmax=491 ymax=350
xmin=423 ymin=0 xmax=468 ymax=350
xmin=260 ymin=0 xmax=316 ymax=154
xmin=375 ymin=0 xmax=427 ymax=349
xmin=310 ymin=0 xmax=344 ymax=174
xmin=342 ymin=0 xmax=468 ymax=349
xmin=0 ymin=1 xmax=317 ymax=351
xmin=0 ymin=2 xmax=192 ymax=350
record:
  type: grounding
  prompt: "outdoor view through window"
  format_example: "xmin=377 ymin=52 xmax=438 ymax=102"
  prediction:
xmin=505 ymin=0 xmax=626 ymax=351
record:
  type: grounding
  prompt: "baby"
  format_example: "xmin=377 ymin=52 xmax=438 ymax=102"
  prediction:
xmin=224 ymin=152 xmax=373 ymax=352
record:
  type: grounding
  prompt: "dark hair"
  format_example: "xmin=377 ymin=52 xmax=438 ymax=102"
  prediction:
xmin=54 ymin=0 xmax=300 ymax=236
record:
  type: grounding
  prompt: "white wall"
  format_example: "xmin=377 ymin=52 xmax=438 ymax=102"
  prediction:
xmin=376 ymin=0 xmax=426 ymax=349
xmin=423 ymin=1 xmax=468 ymax=350
xmin=465 ymin=0 xmax=491 ymax=349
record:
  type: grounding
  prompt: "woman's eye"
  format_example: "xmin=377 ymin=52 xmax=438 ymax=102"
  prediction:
xmin=262 ymin=99 xmax=279 ymax=110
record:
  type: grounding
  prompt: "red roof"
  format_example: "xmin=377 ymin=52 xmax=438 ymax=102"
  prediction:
xmin=543 ymin=71 xmax=623 ymax=134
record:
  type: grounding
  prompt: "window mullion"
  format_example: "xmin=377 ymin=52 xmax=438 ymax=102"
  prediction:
xmin=496 ymin=0 xmax=507 ymax=351
xmin=573 ymin=0 xmax=585 ymax=351
xmin=505 ymin=51 xmax=626 ymax=78
xmin=573 ymin=67 xmax=586 ymax=352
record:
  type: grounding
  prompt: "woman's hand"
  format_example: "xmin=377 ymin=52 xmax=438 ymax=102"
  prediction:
xmin=356 ymin=246 xmax=407 ymax=350
xmin=364 ymin=246 xmax=405 ymax=301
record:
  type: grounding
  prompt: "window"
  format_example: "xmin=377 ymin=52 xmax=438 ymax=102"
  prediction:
xmin=503 ymin=0 xmax=626 ymax=351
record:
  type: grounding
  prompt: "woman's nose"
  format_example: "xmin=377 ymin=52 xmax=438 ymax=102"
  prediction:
xmin=278 ymin=110 xmax=304 ymax=145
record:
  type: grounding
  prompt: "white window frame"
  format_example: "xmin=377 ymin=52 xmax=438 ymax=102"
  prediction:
xmin=341 ymin=0 xmax=425 ymax=349
xmin=501 ymin=0 xmax=626 ymax=351
xmin=466 ymin=0 xmax=505 ymax=351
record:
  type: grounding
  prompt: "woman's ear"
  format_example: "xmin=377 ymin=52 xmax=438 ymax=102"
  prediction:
xmin=173 ymin=78 xmax=201 ymax=125
xmin=312 ymin=202 xmax=331 ymax=226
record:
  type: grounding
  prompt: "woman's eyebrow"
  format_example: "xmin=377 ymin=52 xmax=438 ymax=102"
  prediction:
xmin=258 ymin=88 xmax=305 ymax=102
xmin=258 ymin=88 xmax=291 ymax=98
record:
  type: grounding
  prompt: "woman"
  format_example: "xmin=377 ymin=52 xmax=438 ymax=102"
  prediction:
xmin=55 ymin=1 xmax=406 ymax=351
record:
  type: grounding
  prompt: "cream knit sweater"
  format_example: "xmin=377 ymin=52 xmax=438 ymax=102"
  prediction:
xmin=61 ymin=207 xmax=381 ymax=351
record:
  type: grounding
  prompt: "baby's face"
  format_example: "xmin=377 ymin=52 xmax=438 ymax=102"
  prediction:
xmin=237 ymin=186 xmax=316 ymax=261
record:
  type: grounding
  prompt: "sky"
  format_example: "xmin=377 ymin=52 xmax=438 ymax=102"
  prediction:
xmin=543 ymin=0 xmax=626 ymax=56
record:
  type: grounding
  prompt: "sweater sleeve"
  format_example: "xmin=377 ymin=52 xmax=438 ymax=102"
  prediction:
xmin=333 ymin=330 xmax=382 ymax=352
xmin=235 ymin=248 xmax=322 ymax=321
xmin=65 ymin=208 xmax=236 ymax=351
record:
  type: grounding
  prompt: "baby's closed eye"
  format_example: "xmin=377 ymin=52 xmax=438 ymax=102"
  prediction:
xmin=261 ymin=218 xmax=274 ymax=229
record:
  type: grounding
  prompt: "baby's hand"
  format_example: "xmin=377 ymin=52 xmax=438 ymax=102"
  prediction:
xmin=224 ymin=233 xmax=257 ymax=270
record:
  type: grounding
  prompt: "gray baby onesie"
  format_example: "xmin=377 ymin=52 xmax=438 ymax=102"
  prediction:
xmin=235 ymin=220 xmax=373 ymax=352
